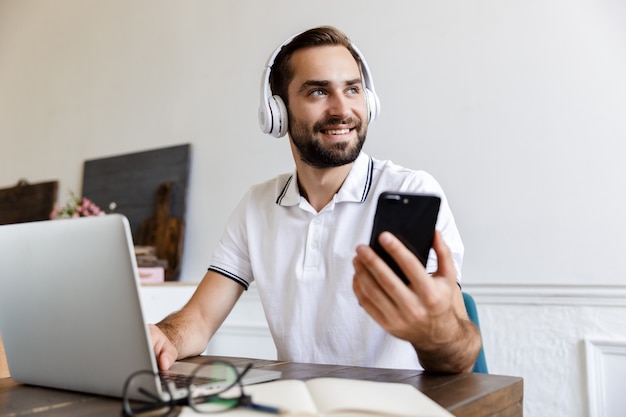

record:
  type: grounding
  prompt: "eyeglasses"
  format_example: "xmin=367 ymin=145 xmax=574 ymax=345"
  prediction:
xmin=122 ymin=360 xmax=282 ymax=416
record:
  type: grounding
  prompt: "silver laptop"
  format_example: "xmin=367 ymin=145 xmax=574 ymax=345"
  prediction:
xmin=0 ymin=214 xmax=280 ymax=399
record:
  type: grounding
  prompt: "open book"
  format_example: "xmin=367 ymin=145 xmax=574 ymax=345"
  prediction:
xmin=180 ymin=377 xmax=454 ymax=417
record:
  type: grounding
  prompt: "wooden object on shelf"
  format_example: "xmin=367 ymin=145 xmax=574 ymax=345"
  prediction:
xmin=137 ymin=182 xmax=184 ymax=281
xmin=0 ymin=332 xmax=9 ymax=379
xmin=0 ymin=180 xmax=58 ymax=225
xmin=134 ymin=245 xmax=167 ymax=268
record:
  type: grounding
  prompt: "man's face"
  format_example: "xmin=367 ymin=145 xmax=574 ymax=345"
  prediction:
xmin=286 ymin=45 xmax=369 ymax=169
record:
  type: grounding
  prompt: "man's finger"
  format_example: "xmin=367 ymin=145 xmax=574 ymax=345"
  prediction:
xmin=377 ymin=231 xmax=430 ymax=291
xmin=431 ymin=231 xmax=457 ymax=282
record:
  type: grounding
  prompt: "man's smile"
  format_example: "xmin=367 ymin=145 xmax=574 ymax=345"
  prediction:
xmin=322 ymin=127 xmax=352 ymax=135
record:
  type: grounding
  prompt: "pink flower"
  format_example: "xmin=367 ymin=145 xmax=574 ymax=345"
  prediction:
xmin=50 ymin=192 xmax=106 ymax=220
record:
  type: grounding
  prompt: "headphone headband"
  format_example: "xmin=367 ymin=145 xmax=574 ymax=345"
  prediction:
xmin=258 ymin=31 xmax=380 ymax=138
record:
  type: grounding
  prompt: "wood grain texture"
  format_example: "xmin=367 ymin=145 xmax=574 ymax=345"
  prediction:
xmin=0 ymin=180 xmax=58 ymax=225
xmin=0 ymin=333 xmax=9 ymax=379
xmin=137 ymin=182 xmax=184 ymax=280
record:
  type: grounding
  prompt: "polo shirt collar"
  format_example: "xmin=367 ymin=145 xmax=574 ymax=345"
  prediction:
xmin=276 ymin=152 xmax=374 ymax=207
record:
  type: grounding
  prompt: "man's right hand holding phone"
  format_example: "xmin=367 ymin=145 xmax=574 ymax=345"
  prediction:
xmin=352 ymin=230 xmax=482 ymax=373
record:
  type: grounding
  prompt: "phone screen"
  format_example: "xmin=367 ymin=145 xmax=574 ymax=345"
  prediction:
xmin=369 ymin=192 xmax=441 ymax=285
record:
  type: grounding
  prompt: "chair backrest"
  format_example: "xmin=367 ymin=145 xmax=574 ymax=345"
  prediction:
xmin=462 ymin=292 xmax=489 ymax=373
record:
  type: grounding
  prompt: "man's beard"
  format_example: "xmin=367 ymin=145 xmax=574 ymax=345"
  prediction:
xmin=289 ymin=116 xmax=367 ymax=169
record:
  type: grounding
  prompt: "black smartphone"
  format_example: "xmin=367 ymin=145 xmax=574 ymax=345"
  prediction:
xmin=369 ymin=192 xmax=441 ymax=285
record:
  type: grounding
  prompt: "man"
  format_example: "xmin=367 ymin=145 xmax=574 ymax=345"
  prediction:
xmin=151 ymin=26 xmax=481 ymax=373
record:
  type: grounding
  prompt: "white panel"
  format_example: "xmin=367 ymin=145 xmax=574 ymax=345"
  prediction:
xmin=204 ymin=326 xmax=276 ymax=360
xmin=140 ymin=283 xmax=198 ymax=323
xmin=585 ymin=338 xmax=626 ymax=417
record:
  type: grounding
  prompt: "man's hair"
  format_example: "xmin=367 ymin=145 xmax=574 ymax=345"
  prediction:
xmin=269 ymin=26 xmax=362 ymax=106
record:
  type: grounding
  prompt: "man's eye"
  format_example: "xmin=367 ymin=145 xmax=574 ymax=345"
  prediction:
xmin=309 ymin=89 xmax=326 ymax=96
xmin=347 ymin=87 xmax=360 ymax=95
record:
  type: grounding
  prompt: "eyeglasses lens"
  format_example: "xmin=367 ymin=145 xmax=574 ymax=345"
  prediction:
xmin=188 ymin=362 xmax=242 ymax=413
xmin=123 ymin=371 xmax=174 ymax=416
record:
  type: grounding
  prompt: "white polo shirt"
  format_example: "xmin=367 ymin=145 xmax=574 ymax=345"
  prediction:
xmin=209 ymin=152 xmax=463 ymax=370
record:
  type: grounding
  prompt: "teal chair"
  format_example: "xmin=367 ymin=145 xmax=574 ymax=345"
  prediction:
xmin=462 ymin=292 xmax=488 ymax=373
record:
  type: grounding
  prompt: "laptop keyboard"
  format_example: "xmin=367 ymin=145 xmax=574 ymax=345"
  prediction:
xmin=160 ymin=371 xmax=225 ymax=390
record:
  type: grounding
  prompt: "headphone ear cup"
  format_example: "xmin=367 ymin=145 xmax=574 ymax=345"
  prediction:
xmin=268 ymin=95 xmax=288 ymax=138
xmin=364 ymin=88 xmax=379 ymax=123
xmin=259 ymin=95 xmax=288 ymax=138
xmin=258 ymin=101 xmax=272 ymax=135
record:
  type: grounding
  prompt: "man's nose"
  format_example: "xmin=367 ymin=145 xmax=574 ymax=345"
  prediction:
xmin=326 ymin=93 xmax=351 ymax=118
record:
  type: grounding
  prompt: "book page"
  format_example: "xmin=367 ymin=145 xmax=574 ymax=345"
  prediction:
xmin=178 ymin=378 xmax=452 ymax=417
xmin=178 ymin=379 xmax=318 ymax=416
xmin=245 ymin=379 xmax=318 ymax=413
xmin=305 ymin=378 xmax=453 ymax=417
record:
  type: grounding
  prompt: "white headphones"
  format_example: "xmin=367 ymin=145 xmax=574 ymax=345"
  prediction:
xmin=258 ymin=32 xmax=381 ymax=138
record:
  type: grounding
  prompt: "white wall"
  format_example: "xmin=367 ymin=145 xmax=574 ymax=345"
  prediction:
xmin=2 ymin=0 xmax=625 ymax=287
xmin=468 ymin=284 xmax=626 ymax=417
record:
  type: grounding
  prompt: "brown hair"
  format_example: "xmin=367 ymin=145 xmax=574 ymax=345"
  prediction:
xmin=269 ymin=26 xmax=362 ymax=106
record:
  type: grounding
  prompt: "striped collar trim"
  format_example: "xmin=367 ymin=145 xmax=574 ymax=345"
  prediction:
xmin=276 ymin=153 xmax=374 ymax=207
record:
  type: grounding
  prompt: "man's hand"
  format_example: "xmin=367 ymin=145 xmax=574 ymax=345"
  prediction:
xmin=149 ymin=323 xmax=178 ymax=371
xmin=147 ymin=271 xmax=245 ymax=371
xmin=352 ymin=231 xmax=481 ymax=373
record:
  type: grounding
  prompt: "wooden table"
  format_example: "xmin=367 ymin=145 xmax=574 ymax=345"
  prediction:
xmin=0 ymin=355 xmax=523 ymax=417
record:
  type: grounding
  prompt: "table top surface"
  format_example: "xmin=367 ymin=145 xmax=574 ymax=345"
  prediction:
xmin=0 ymin=355 xmax=523 ymax=417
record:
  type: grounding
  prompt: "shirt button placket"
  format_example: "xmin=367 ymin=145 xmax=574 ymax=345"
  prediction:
xmin=304 ymin=216 xmax=323 ymax=269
